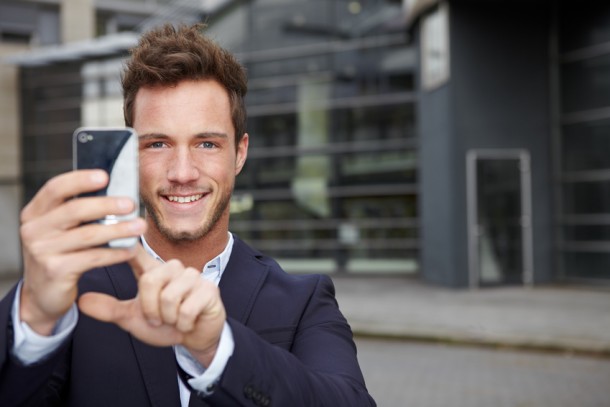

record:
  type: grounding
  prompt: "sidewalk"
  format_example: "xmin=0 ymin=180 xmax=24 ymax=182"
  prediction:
xmin=2 ymin=274 xmax=609 ymax=356
xmin=332 ymin=276 xmax=610 ymax=356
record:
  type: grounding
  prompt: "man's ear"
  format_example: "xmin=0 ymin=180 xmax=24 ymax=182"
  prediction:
xmin=235 ymin=133 xmax=249 ymax=175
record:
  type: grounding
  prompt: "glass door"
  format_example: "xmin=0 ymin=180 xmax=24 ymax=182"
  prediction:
xmin=467 ymin=150 xmax=533 ymax=287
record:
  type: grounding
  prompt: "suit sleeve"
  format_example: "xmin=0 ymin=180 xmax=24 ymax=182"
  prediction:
xmin=0 ymin=283 xmax=71 ymax=407
xmin=203 ymin=275 xmax=376 ymax=407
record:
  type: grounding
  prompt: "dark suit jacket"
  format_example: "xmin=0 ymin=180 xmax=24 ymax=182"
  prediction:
xmin=0 ymin=236 xmax=375 ymax=406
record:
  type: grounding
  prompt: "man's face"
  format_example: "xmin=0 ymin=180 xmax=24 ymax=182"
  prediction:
xmin=133 ymin=79 xmax=248 ymax=243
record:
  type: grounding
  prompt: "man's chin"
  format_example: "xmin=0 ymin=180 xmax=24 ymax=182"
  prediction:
xmin=162 ymin=229 xmax=207 ymax=243
xmin=144 ymin=200 xmax=226 ymax=244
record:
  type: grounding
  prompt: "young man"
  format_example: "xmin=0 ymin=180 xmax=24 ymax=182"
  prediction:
xmin=0 ymin=24 xmax=376 ymax=406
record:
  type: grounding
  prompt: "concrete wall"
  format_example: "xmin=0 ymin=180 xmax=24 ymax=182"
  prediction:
xmin=0 ymin=43 xmax=27 ymax=278
xmin=61 ymin=0 xmax=94 ymax=43
xmin=418 ymin=74 xmax=465 ymax=286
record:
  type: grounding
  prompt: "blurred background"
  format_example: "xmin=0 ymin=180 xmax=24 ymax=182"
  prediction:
xmin=1 ymin=0 xmax=610 ymax=289
xmin=1 ymin=1 xmax=610 ymax=405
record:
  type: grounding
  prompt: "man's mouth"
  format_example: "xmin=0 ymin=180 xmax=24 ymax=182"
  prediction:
xmin=166 ymin=194 xmax=203 ymax=203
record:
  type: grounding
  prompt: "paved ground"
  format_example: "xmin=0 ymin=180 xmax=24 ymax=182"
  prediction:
xmin=356 ymin=337 xmax=610 ymax=407
xmin=332 ymin=276 xmax=610 ymax=406
xmin=332 ymin=276 xmax=610 ymax=356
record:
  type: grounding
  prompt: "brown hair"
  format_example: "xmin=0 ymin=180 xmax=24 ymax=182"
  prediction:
xmin=122 ymin=23 xmax=248 ymax=145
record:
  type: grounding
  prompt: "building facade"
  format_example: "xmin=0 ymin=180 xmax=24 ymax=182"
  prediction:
xmin=206 ymin=0 xmax=416 ymax=275
xmin=0 ymin=0 xmax=191 ymax=277
xmin=4 ymin=0 xmax=610 ymax=287
xmin=408 ymin=0 xmax=610 ymax=286
xmin=4 ymin=0 xmax=416 ymax=277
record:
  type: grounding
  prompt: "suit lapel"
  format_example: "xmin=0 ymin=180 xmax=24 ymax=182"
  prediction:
xmin=106 ymin=264 xmax=181 ymax=407
xmin=219 ymin=237 xmax=269 ymax=324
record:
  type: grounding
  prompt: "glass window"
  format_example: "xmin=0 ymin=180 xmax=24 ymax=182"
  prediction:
xmin=247 ymin=114 xmax=297 ymax=149
xmin=559 ymin=5 xmax=610 ymax=53
xmin=338 ymin=150 xmax=416 ymax=184
xmin=332 ymin=105 xmax=415 ymax=143
xmin=23 ymin=134 xmax=72 ymax=162
xmin=230 ymin=0 xmax=415 ymax=274
xmin=562 ymin=181 xmax=610 ymax=215
xmin=558 ymin=4 xmax=610 ymax=283
xmin=80 ymin=59 xmax=127 ymax=127
xmin=562 ymin=118 xmax=610 ymax=171
xmin=563 ymin=225 xmax=610 ymax=241
xmin=561 ymin=54 xmax=610 ymax=113
xmin=562 ymin=252 xmax=610 ymax=280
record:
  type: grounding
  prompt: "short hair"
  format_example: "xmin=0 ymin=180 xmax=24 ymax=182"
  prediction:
xmin=122 ymin=23 xmax=248 ymax=145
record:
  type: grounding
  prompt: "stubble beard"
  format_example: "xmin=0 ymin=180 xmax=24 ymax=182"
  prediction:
xmin=142 ymin=188 xmax=233 ymax=244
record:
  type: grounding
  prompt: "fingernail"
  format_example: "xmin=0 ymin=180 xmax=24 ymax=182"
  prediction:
xmin=90 ymin=171 xmax=107 ymax=184
xmin=117 ymin=198 xmax=134 ymax=211
xmin=128 ymin=218 xmax=145 ymax=232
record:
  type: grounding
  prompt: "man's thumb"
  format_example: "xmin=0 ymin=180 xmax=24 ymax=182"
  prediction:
xmin=78 ymin=292 xmax=123 ymax=323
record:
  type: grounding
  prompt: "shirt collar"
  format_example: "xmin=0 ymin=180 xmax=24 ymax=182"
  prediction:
xmin=140 ymin=232 xmax=234 ymax=283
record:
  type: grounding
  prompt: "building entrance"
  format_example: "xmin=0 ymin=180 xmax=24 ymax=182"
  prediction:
xmin=467 ymin=150 xmax=533 ymax=287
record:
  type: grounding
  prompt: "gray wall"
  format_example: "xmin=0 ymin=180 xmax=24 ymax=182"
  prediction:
xmin=418 ymin=78 xmax=465 ymax=286
xmin=418 ymin=1 xmax=553 ymax=287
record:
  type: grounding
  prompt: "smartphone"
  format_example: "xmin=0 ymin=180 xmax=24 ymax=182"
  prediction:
xmin=72 ymin=127 xmax=139 ymax=248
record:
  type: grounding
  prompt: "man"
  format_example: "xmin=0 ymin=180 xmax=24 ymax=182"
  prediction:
xmin=0 ymin=24 xmax=376 ymax=406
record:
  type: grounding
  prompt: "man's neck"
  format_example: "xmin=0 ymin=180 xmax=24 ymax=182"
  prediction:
xmin=143 ymin=228 xmax=230 ymax=271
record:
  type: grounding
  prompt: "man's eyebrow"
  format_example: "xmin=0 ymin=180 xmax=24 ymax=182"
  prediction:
xmin=194 ymin=132 xmax=228 ymax=139
xmin=138 ymin=132 xmax=228 ymax=140
xmin=139 ymin=133 xmax=168 ymax=140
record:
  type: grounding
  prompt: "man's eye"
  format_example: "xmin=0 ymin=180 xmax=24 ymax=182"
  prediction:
xmin=150 ymin=142 xmax=165 ymax=148
xmin=200 ymin=141 xmax=215 ymax=149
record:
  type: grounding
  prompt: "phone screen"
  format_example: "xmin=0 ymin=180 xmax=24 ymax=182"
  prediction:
xmin=72 ymin=127 xmax=139 ymax=248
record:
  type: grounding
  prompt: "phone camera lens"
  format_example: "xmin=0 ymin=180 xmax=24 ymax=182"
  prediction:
xmin=78 ymin=133 xmax=90 ymax=143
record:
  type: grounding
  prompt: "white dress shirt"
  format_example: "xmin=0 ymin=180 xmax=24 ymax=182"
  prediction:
xmin=11 ymin=233 xmax=236 ymax=406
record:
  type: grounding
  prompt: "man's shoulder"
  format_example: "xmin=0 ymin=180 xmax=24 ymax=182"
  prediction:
xmin=232 ymin=235 xmax=324 ymax=278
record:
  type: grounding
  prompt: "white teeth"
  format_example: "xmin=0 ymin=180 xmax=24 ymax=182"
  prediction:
xmin=167 ymin=194 xmax=203 ymax=203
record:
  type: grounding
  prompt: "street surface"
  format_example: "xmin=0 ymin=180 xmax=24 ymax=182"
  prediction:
xmin=356 ymin=338 xmax=610 ymax=407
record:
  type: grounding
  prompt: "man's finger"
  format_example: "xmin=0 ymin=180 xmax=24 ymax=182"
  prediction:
xmin=158 ymin=267 xmax=200 ymax=326
xmin=128 ymin=243 xmax=161 ymax=278
xmin=78 ymin=292 xmax=183 ymax=346
xmin=178 ymin=280 xmax=224 ymax=334
xmin=21 ymin=170 xmax=109 ymax=222
xmin=35 ymin=247 xmax=138 ymax=280
xmin=78 ymin=292 xmax=122 ymax=323
xmin=25 ymin=219 xmax=145 ymax=258
xmin=36 ymin=195 xmax=139 ymax=234
xmin=137 ymin=260 xmax=183 ymax=324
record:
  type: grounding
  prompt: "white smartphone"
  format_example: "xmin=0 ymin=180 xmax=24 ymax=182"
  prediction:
xmin=72 ymin=127 xmax=139 ymax=248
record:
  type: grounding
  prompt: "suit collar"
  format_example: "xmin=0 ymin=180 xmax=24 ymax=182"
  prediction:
xmin=219 ymin=236 xmax=269 ymax=324
xmin=140 ymin=232 xmax=235 ymax=282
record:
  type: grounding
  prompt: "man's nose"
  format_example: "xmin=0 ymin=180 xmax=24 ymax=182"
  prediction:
xmin=167 ymin=148 xmax=199 ymax=183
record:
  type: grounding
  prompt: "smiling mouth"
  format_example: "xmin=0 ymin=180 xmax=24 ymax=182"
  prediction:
xmin=166 ymin=194 xmax=203 ymax=203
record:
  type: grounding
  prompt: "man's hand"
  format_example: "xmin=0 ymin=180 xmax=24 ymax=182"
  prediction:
xmin=78 ymin=245 xmax=226 ymax=367
xmin=19 ymin=170 xmax=146 ymax=336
